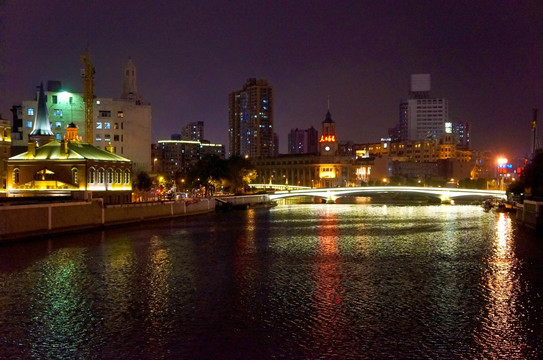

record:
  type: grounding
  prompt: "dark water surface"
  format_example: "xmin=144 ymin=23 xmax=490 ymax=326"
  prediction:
xmin=1 ymin=204 xmax=543 ymax=359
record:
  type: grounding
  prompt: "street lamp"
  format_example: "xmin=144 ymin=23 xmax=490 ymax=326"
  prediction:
xmin=497 ymin=157 xmax=508 ymax=191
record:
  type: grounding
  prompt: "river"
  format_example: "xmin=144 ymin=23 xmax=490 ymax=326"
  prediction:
xmin=1 ymin=204 xmax=542 ymax=359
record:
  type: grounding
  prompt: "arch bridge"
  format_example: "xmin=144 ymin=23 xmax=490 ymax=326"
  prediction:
xmin=265 ymin=186 xmax=506 ymax=203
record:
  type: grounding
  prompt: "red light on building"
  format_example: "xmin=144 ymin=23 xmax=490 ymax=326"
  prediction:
xmin=319 ymin=135 xmax=336 ymax=143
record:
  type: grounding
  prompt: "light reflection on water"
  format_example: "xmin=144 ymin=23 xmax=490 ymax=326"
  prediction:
xmin=1 ymin=204 xmax=543 ymax=359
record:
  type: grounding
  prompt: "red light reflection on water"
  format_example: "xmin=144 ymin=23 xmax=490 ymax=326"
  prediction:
xmin=311 ymin=207 xmax=347 ymax=346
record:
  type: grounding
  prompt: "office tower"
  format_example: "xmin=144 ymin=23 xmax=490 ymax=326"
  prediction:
xmin=400 ymin=74 xmax=449 ymax=141
xmin=228 ymin=78 xmax=273 ymax=158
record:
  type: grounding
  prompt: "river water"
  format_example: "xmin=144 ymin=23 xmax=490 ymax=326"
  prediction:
xmin=1 ymin=204 xmax=543 ymax=359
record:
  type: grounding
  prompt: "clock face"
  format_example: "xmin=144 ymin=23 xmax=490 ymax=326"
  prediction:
xmin=324 ymin=146 xmax=330 ymax=152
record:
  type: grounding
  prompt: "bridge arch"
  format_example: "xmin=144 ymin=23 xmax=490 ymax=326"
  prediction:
xmin=268 ymin=186 xmax=506 ymax=203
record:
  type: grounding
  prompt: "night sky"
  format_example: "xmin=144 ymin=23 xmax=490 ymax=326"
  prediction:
xmin=1 ymin=0 xmax=542 ymax=157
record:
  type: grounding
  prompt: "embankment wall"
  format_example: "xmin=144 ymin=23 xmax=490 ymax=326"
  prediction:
xmin=0 ymin=198 xmax=213 ymax=242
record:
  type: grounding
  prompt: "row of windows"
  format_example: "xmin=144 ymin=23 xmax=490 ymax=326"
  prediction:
xmin=96 ymin=122 xmax=123 ymax=130
xmin=88 ymin=168 xmax=131 ymax=184
xmin=98 ymin=111 xmax=124 ymax=118
xmin=24 ymin=120 xmax=125 ymax=130
xmin=12 ymin=168 xmax=130 ymax=185
xmin=95 ymin=134 xmax=122 ymax=142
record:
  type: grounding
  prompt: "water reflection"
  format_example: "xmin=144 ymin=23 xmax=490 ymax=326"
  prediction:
xmin=1 ymin=205 xmax=543 ymax=358
xmin=312 ymin=206 xmax=348 ymax=351
xmin=145 ymin=235 xmax=172 ymax=351
xmin=477 ymin=213 xmax=527 ymax=358
xmin=28 ymin=249 xmax=94 ymax=359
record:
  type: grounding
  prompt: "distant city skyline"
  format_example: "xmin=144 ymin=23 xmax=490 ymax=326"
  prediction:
xmin=1 ymin=1 xmax=542 ymax=157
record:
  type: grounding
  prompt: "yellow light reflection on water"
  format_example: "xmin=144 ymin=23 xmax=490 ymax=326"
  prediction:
xmin=477 ymin=213 xmax=527 ymax=356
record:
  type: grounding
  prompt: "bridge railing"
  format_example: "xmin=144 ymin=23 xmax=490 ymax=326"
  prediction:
xmin=266 ymin=185 xmax=506 ymax=201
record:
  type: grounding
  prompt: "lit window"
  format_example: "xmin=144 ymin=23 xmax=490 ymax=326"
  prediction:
xmin=104 ymin=122 xmax=111 ymax=129
xmin=55 ymin=121 xmax=62 ymax=128
xmin=117 ymin=111 xmax=124 ymax=118
xmin=96 ymin=135 xmax=102 ymax=141
xmin=53 ymin=109 xmax=63 ymax=116
xmin=114 ymin=123 xmax=119 ymax=129
xmin=27 ymin=108 xmax=34 ymax=116
xmin=26 ymin=121 xmax=33 ymax=128
xmin=88 ymin=168 xmax=95 ymax=183
xmin=96 ymin=100 xmax=101 ymax=105
xmin=106 ymin=169 xmax=113 ymax=184
xmin=98 ymin=169 xmax=104 ymax=183
xmin=13 ymin=168 xmax=19 ymax=184
xmin=105 ymin=134 xmax=111 ymax=141
xmin=72 ymin=168 xmax=78 ymax=185
xmin=55 ymin=134 xmax=62 ymax=140
xmin=96 ymin=122 xmax=102 ymax=129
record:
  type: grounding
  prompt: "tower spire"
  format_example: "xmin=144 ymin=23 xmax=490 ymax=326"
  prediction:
xmin=122 ymin=58 xmax=139 ymax=100
xmin=29 ymin=83 xmax=54 ymax=146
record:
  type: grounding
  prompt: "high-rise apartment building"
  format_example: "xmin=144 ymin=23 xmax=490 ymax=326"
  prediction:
xmin=288 ymin=126 xmax=318 ymax=154
xmin=228 ymin=78 xmax=273 ymax=158
xmin=11 ymin=59 xmax=152 ymax=172
xmin=399 ymin=74 xmax=449 ymax=141
xmin=453 ymin=121 xmax=471 ymax=149
xmin=181 ymin=121 xmax=204 ymax=141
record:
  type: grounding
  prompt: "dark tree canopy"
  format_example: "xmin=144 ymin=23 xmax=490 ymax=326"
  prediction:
xmin=508 ymin=150 xmax=543 ymax=199
xmin=134 ymin=171 xmax=152 ymax=192
xmin=186 ymin=155 xmax=256 ymax=196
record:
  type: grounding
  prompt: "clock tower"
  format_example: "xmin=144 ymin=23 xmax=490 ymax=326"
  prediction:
xmin=319 ymin=110 xmax=338 ymax=155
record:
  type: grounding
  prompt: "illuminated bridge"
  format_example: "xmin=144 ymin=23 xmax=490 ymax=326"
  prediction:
xmin=254 ymin=185 xmax=507 ymax=203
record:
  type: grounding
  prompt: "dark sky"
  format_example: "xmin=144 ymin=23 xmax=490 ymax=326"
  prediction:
xmin=1 ymin=0 xmax=542 ymax=158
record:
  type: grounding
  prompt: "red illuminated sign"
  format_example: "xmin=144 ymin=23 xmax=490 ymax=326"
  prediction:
xmin=319 ymin=135 xmax=336 ymax=143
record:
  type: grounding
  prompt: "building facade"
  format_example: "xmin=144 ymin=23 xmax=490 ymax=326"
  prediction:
xmin=157 ymin=139 xmax=225 ymax=179
xmin=7 ymin=89 xmax=132 ymax=203
xmin=228 ymin=78 xmax=274 ymax=158
xmin=0 ymin=114 xmax=12 ymax=188
xmin=397 ymin=74 xmax=449 ymax=141
xmin=181 ymin=121 xmax=204 ymax=141
xmin=11 ymin=59 xmax=152 ymax=172
xmin=287 ymin=126 xmax=318 ymax=154
xmin=252 ymin=110 xmax=376 ymax=188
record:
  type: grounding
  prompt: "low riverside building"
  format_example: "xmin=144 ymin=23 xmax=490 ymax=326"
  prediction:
xmin=0 ymin=114 xmax=11 ymax=188
xmin=11 ymin=59 xmax=152 ymax=172
xmin=6 ymin=84 xmax=132 ymax=204
xmin=252 ymin=110 xmax=380 ymax=187
xmin=252 ymin=154 xmax=375 ymax=188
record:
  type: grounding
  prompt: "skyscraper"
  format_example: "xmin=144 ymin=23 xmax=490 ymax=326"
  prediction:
xmin=228 ymin=78 xmax=273 ymax=158
xmin=400 ymin=74 xmax=449 ymax=141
